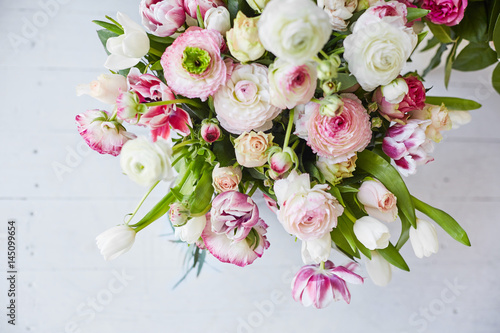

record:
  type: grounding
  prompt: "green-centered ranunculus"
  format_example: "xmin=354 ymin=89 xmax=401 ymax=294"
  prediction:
xmin=182 ymin=47 xmax=211 ymax=75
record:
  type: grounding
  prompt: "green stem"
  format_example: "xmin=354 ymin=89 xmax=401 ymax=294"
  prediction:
xmin=291 ymin=139 xmax=300 ymax=150
xmin=108 ymin=109 xmax=118 ymax=121
xmin=247 ymin=183 xmax=258 ymax=197
xmin=320 ymin=261 xmax=325 ymax=270
xmin=343 ymin=209 xmax=358 ymax=223
xmin=331 ymin=47 xmax=345 ymax=55
xmin=172 ymin=139 xmax=198 ymax=152
xmin=126 ymin=181 xmax=160 ymax=225
xmin=149 ymin=47 xmax=164 ymax=57
xmin=283 ymin=108 xmax=295 ymax=149
xmin=145 ymin=98 xmax=203 ymax=108
xmin=133 ymin=192 xmax=175 ymax=232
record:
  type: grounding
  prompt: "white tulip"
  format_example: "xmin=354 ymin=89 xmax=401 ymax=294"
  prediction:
xmin=301 ymin=233 xmax=332 ymax=264
xmin=76 ymin=73 xmax=128 ymax=105
xmin=204 ymin=7 xmax=231 ymax=36
xmin=410 ymin=218 xmax=439 ymax=258
xmin=104 ymin=12 xmax=150 ymax=71
xmin=353 ymin=216 xmax=391 ymax=250
xmin=448 ymin=110 xmax=471 ymax=129
xmin=175 ymin=216 xmax=207 ymax=244
xmin=120 ymin=137 xmax=175 ymax=187
xmin=96 ymin=225 xmax=136 ymax=261
xmin=365 ymin=250 xmax=392 ymax=286
xmin=381 ymin=77 xmax=409 ymax=104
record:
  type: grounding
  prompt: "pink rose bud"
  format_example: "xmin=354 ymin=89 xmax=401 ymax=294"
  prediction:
xmin=291 ymin=261 xmax=364 ymax=308
xmin=422 ymin=0 xmax=467 ymax=26
xmin=357 ymin=179 xmax=398 ymax=223
xmin=212 ymin=163 xmax=242 ymax=193
xmin=140 ymin=0 xmax=186 ymax=37
xmin=201 ymin=120 xmax=221 ymax=143
xmin=76 ymin=110 xmax=136 ymax=156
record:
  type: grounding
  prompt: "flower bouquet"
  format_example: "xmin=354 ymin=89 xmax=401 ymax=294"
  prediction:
xmin=76 ymin=0 xmax=494 ymax=309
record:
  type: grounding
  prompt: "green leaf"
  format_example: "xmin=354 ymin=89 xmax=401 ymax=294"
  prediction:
xmin=426 ymin=21 xmax=453 ymax=44
xmin=227 ymin=0 xmax=255 ymax=21
xmin=328 ymin=186 xmax=345 ymax=206
xmin=444 ymin=39 xmax=460 ymax=88
xmin=417 ymin=31 xmax=429 ymax=47
xmin=93 ymin=20 xmax=123 ymax=35
xmin=412 ymin=196 xmax=471 ymax=246
xmin=407 ymin=8 xmax=430 ymax=22
xmin=304 ymin=159 xmax=325 ymax=183
xmin=421 ymin=36 xmax=440 ymax=52
xmin=212 ymin=139 xmax=236 ymax=167
xmin=492 ymin=62 xmax=500 ymax=94
xmin=487 ymin=0 xmax=500 ymax=40
xmin=337 ymin=216 xmax=357 ymax=253
xmin=452 ymin=2 xmax=488 ymax=43
xmin=187 ymin=166 xmax=214 ymax=215
xmin=396 ymin=213 xmax=411 ymax=250
xmin=130 ymin=192 xmax=175 ymax=229
xmin=422 ymin=43 xmax=448 ymax=77
xmin=96 ymin=29 xmax=119 ymax=55
xmin=378 ymin=243 xmax=410 ymax=272
xmin=452 ymin=42 xmax=498 ymax=71
xmin=494 ymin=15 xmax=500 ymax=58
xmin=151 ymin=60 xmax=163 ymax=71
xmin=336 ymin=73 xmax=358 ymax=91
xmin=356 ymin=150 xmax=417 ymax=227
xmin=331 ymin=229 xmax=360 ymax=259
xmin=424 ymin=96 xmax=482 ymax=110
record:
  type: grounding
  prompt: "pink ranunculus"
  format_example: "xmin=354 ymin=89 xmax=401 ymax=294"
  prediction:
xmin=268 ymin=59 xmax=317 ymax=110
xmin=382 ymin=119 xmax=434 ymax=176
xmin=76 ymin=110 xmax=136 ymax=156
xmin=161 ymin=27 xmax=228 ymax=101
xmin=296 ymin=94 xmax=372 ymax=162
xmin=292 ymin=261 xmax=364 ymax=308
xmin=354 ymin=0 xmax=408 ymax=31
xmin=210 ymin=191 xmax=260 ymax=241
xmin=357 ymin=179 xmax=398 ymax=223
xmin=422 ymin=0 xmax=467 ymax=26
xmin=274 ymin=171 xmax=344 ymax=241
xmin=183 ymin=0 xmax=225 ymax=19
xmin=125 ymin=68 xmax=191 ymax=141
xmin=140 ymin=0 xmax=186 ymax=37
xmin=201 ymin=213 xmax=270 ymax=267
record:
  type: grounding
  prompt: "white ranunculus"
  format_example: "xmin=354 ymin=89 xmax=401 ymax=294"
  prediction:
xmin=381 ymin=77 xmax=408 ymax=104
xmin=301 ymin=232 xmax=332 ymax=264
xmin=353 ymin=216 xmax=391 ymax=250
xmin=365 ymin=250 xmax=392 ymax=286
xmin=318 ymin=0 xmax=357 ymax=31
xmin=344 ymin=17 xmax=417 ymax=91
xmin=204 ymin=7 xmax=231 ymax=36
xmin=104 ymin=12 xmax=150 ymax=71
xmin=96 ymin=225 xmax=136 ymax=261
xmin=120 ymin=137 xmax=175 ymax=186
xmin=258 ymin=0 xmax=331 ymax=65
xmin=268 ymin=59 xmax=317 ymax=110
xmin=175 ymin=216 xmax=207 ymax=244
xmin=214 ymin=63 xmax=281 ymax=134
xmin=76 ymin=74 xmax=127 ymax=105
xmin=409 ymin=218 xmax=439 ymax=258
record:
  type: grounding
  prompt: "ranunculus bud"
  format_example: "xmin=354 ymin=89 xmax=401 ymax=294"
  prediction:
xmin=409 ymin=218 xmax=439 ymax=258
xmin=365 ymin=250 xmax=392 ymax=286
xmin=268 ymin=147 xmax=297 ymax=175
xmin=321 ymin=80 xmax=340 ymax=95
xmin=201 ymin=120 xmax=221 ymax=143
xmin=227 ymin=12 xmax=265 ymax=63
xmin=411 ymin=104 xmax=452 ymax=143
xmin=301 ymin=233 xmax=332 ymax=264
xmin=169 ymin=203 xmax=190 ymax=226
xmin=381 ymin=77 xmax=408 ymax=104
xmin=76 ymin=73 xmax=128 ymax=105
xmin=96 ymin=225 xmax=136 ymax=261
xmin=319 ymin=94 xmax=344 ymax=117
xmin=234 ymin=131 xmax=274 ymax=168
xmin=353 ymin=216 xmax=390 ymax=250
xmin=316 ymin=154 xmax=357 ymax=185
xmin=357 ymin=179 xmax=398 ymax=223
xmin=175 ymin=215 xmax=207 ymax=244
xmin=316 ymin=54 xmax=341 ymax=81
xmin=246 ymin=0 xmax=270 ymax=12
xmin=204 ymin=7 xmax=231 ymax=36
xmin=212 ymin=163 xmax=242 ymax=193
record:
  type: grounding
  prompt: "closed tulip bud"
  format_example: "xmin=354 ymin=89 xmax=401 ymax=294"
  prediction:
xmin=96 ymin=225 xmax=136 ymax=261
xmin=169 ymin=203 xmax=190 ymax=226
xmin=357 ymin=179 xmax=398 ymax=223
xmin=76 ymin=73 xmax=128 ymax=105
xmin=204 ymin=7 xmax=231 ymax=36
xmin=410 ymin=218 xmax=439 ymax=258
xmin=353 ymin=216 xmax=390 ymax=250
xmin=301 ymin=233 xmax=332 ymax=264
xmin=365 ymin=250 xmax=392 ymax=287
xmin=175 ymin=215 xmax=207 ymax=244
xmin=201 ymin=120 xmax=221 ymax=143
xmin=319 ymin=94 xmax=344 ymax=117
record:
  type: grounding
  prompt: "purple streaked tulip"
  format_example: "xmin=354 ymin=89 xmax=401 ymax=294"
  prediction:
xmin=291 ymin=261 xmax=364 ymax=308
xmin=210 ymin=191 xmax=260 ymax=241
xmin=382 ymin=119 xmax=434 ymax=176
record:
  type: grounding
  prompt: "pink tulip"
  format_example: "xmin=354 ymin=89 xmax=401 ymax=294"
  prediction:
xmin=292 ymin=261 xmax=364 ymax=308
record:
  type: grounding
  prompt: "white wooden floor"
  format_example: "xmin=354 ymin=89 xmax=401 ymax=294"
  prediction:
xmin=0 ymin=1 xmax=499 ymax=332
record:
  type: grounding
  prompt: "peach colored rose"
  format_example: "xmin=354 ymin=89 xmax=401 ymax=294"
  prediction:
xmin=357 ymin=179 xmax=398 ymax=222
xmin=212 ymin=163 xmax=242 ymax=193
xmin=234 ymin=131 xmax=274 ymax=168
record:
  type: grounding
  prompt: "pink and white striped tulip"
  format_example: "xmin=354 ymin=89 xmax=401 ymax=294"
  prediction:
xmin=357 ymin=179 xmax=398 ymax=223
xmin=291 ymin=261 xmax=364 ymax=308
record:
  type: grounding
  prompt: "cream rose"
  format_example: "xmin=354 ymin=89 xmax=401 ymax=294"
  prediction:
xmin=212 ymin=163 xmax=243 ymax=193
xmin=227 ymin=12 xmax=265 ymax=63
xmin=234 ymin=131 xmax=274 ymax=168
xmin=120 ymin=136 xmax=175 ymax=186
